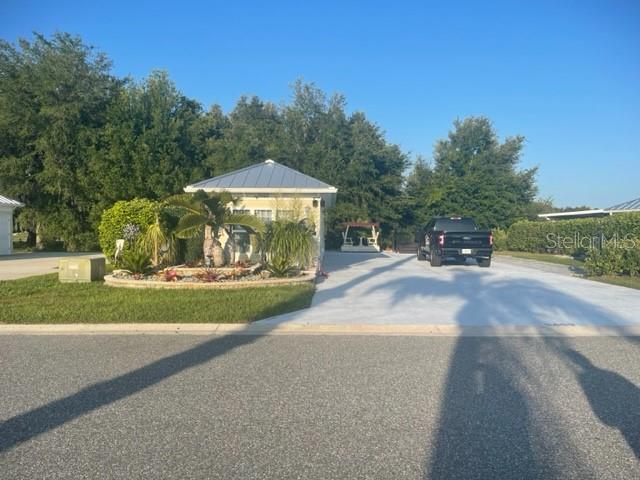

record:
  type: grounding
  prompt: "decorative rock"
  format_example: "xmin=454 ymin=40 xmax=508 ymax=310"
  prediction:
xmin=103 ymin=271 xmax=314 ymax=289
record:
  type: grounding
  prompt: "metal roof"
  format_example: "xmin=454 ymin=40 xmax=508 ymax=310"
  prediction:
xmin=185 ymin=159 xmax=337 ymax=193
xmin=538 ymin=196 xmax=640 ymax=219
xmin=606 ymin=197 xmax=640 ymax=212
xmin=537 ymin=209 xmax=607 ymax=219
xmin=0 ymin=194 xmax=24 ymax=208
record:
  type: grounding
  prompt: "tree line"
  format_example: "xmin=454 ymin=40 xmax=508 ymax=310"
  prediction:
xmin=1 ymin=32 xmax=540 ymax=251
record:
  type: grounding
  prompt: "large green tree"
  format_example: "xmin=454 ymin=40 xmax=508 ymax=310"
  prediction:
xmin=410 ymin=117 xmax=538 ymax=229
xmin=90 ymin=71 xmax=208 ymax=217
xmin=0 ymin=33 xmax=210 ymax=250
xmin=204 ymin=95 xmax=284 ymax=176
xmin=279 ymin=81 xmax=407 ymax=246
xmin=0 ymin=32 xmax=121 ymax=249
xmin=6 ymin=32 xmax=535 ymax=253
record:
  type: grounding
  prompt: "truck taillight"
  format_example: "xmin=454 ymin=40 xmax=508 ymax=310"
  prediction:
xmin=438 ymin=233 xmax=445 ymax=246
xmin=489 ymin=233 xmax=493 ymax=246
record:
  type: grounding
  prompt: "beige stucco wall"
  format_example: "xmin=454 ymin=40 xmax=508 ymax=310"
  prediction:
xmin=219 ymin=194 xmax=327 ymax=265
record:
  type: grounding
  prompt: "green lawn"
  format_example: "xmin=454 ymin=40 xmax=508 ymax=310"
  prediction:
xmin=588 ymin=275 xmax=640 ymax=290
xmin=495 ymin=250 xmax=584 ymax=268
xmin=496 ymin=250 xmax=640 ymax=290
xmin=0 ymin=274 xmax=315 ymax=324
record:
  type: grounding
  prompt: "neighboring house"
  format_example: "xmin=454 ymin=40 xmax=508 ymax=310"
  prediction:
xmin=0 ymin=195 xmax=24 ymax=255
xmin=538 ymin=196 xmax=640 ymax=220
xmin=184 ymin=159 xmax=338 ymax=263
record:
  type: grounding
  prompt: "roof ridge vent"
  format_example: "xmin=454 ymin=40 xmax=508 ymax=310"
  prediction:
xmin=264 ymin=159 xmax=275 ymax=164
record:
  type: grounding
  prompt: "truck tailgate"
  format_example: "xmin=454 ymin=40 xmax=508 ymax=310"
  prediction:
xmin=442 ymin=231 xmax=492 ymax=249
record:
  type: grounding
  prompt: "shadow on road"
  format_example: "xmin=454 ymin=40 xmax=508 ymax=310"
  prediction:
xmin=0 ymin=328 xmax=270 ymax=453
xmin=0 ymin=255 xmax=407 ymax=452
xmin=562 ymin=346 xmax=640 ymax=458
xmin=374 ymin=269 xmax=640 ymax=477
xmin=428 ymin=335 xmax=557 ymax=479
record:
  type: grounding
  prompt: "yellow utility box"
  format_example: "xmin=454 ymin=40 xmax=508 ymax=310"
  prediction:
xmin=59 ymin=256 xmax=106 ymax=283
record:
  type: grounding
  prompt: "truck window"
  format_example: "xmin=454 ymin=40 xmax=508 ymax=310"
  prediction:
xmin=433 ymin=218 xmax=477 ymax=232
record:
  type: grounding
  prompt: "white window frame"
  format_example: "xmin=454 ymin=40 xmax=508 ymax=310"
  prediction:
xmin=254 ymin=209 xmax=273 ymax=223
xmin=276 ymin=210 xmax=295 ymax=221
xmin=232 ymin=209 xmax=251 ymax=232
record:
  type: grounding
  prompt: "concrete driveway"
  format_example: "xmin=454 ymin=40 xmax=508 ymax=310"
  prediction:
xmin=262 ymin=252 xmax=640 ymax=327
xmin=0 ymin=252 xmax=103 ymax=280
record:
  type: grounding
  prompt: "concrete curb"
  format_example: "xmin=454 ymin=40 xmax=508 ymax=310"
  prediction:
xmin=1 ymin=323 xmax=639 ymax=337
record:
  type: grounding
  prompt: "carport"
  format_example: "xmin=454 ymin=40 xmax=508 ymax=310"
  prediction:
xmin=0 ymin=195 xmax=24 ymax=256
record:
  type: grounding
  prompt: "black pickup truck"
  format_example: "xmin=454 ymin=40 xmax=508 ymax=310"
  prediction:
xmin=416 ymin=217 xmax=493 ymax=267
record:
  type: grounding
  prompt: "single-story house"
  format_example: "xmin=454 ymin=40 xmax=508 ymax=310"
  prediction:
xmin=538 ymin=196 xmax=640 ymax=221
xmin=0 ymin=194 xmax=24 ymax=255
xmin=184 ymin=159 xmax=337 ymax=263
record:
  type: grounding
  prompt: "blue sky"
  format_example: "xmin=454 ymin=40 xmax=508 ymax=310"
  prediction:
xmin=1 ymin=0 xmax=639 ymax=207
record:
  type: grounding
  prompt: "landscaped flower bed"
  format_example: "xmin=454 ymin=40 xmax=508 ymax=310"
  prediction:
xmin=99 ymin=190 xmax=321 ymax=290
xmin=104 ymin=263 xmax=317 ymax=289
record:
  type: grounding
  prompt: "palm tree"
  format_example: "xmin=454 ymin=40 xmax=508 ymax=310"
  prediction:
xmin=137 ymin=214 xmax=176 ymax=266
xmin=166 ymin=190 xmax=265 ymax=267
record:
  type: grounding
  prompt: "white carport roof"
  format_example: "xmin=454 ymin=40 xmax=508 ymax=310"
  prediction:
xmin=0 ymin=194 xmax=24 ymax=209
xmin=537 ymin=195 xmax=640 ymax=220
xmin=537 ymin=209 xmax=608 ymax=220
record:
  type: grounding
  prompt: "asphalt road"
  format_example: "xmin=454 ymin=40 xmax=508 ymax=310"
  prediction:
xmin=1 ymin=334 xmax=638 ymax=479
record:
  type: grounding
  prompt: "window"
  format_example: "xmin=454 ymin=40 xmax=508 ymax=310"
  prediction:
xmin=233 ymin=231 xmax=251 ymax=255
xmin=276 ymin=210 xmax=294 ymax=220
xmin=232 ymin=209 xmax=251 ymax=232
xmin=254 ymin=209 xmax=272 ymax=223
xmin=433 ymin=218 xmax=477 ymax=232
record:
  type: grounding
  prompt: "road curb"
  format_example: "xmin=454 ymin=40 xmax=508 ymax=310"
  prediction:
xmin=1 ymin=323 xmax=639 ymax=336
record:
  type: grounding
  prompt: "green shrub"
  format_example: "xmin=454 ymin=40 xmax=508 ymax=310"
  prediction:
xmin=491 ymin=228 xmax=508 ymax=251
xmin=626 ymin=243 xmax=640 ymax=277
xmin=267 ymin=257 xmax=297 ymax=277
xmin=99 ymin=199 xmax=159 ymax=260
xmin=584 ymin=247 xmax=625 ymax=276
xmin=585 ymin=238 xmax=640 ymax=276
xmin=506 ymin=213 xmax=640 ymax=255
xmin=120 ymin=249 xmax=153 ymax=276
xmin=264 ymin=220 xmax=316 ymax=269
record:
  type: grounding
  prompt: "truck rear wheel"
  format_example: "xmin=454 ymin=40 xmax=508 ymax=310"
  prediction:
xmin=478 ymin=258 xmax=491 ymax=268
xmin=430 ymin=252 xmax=442 ymax=267
xmin=417 ymin=249 xmax=426 ymax=261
